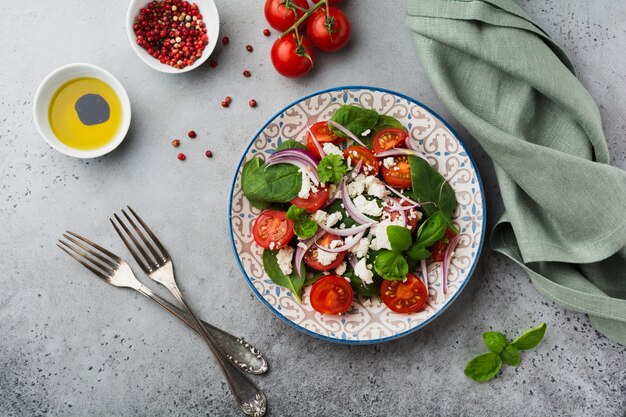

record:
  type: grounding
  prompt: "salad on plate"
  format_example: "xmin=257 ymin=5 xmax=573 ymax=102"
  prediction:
xmin=241 ymin=104 xmax=460 ymax=315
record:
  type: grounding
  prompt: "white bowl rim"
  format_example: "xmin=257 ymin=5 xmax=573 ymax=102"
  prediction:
xmin=33 ymin=63 xmax=132 ymax=159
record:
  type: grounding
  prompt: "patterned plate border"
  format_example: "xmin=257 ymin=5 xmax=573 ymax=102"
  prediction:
xmin=228 ymin=86 xmax=486 ymax=344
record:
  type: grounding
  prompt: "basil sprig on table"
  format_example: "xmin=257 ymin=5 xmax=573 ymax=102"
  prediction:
xmin=464 ymin=323 xmax=547 ymax=382
xmin=286 ymin=205 xmax=318 ymax=239
xmin=262 ymin=249 xmax=306 ymax=303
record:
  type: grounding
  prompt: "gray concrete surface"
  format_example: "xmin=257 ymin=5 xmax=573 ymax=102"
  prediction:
xmin=1 ymin=0 xmax=625 ymax=416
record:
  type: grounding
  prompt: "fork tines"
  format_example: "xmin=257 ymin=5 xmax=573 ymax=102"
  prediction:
xmin=57 ymin=231 xmax=121 ymax=280
xmin=110 ymin=206 xmax=170 ymax=275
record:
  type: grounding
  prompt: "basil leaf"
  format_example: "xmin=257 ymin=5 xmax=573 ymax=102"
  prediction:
xmin=286 ymin=205 xmax=306 ymax=220
xmin=317 ymin=154 xmax=348 ymax=184
xmin=262 ymin=249 xmax=305 ymax=303
xmin=294 ymin=218 xmax=318 ymax=239
xmin=387 ymin=225 xmax=412 ymax=253
xmin=408 ymin=156 xmax=457 ymax=217
xmin=345 ymin=271 xmax=381 ymax=296
xmin=511 ymin=323 xmax=547 ymax=350
xmin=374 ymin=251 xmax=409 ymax=281
xmin=242 ymin=157 xmax=302 ymax=203
xmin=374 ymin=115 xmax=404 ymax=131
xmin=406 ymin=243 xmax=431 ymax=261
xmin=482 ymin=332 xmax=508 ymax=354
xmin=248 ymin=199 xmax=270 ymax=210
xmin=277 ymin=140 xmax=307 ymax=151
xmin=464 ymin=352 xmax=502 ymax=382
xmin=500 ymin=345 xmax=521 ymax=366
xmin=330 ymin=105 xmax=379 ymax=137
xmin=416 ymin=210 xmax=448 ymax=248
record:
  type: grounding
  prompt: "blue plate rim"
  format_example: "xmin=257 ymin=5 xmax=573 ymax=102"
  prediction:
xmin=227 ymin=85 xmax=487 ymax=345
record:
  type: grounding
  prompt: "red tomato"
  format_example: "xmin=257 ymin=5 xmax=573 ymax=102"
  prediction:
xmin=306 ymin=7 xmax=351 ymax=52
xmin=373 ymin=128 xmax=408 ymax=154
xmin=431 ymin=227 xmax=458 ymax=262
xmin=380 ymin=273 xmax=428 ymax=313
xmin=306 ymin=121 xmax=343 ymax=159
xmin=271 ymin=34 xmax=315 ymax=78
xmin=291 ymin=185 xmax=330 ymax=213
xmin=264 ymin=0 xmax=309 ymax=32
xmin=312 ymin=0 xmax=341 ymax=5
xmin=343 ymin=146 xmax=379 ymax=176
xmin=381 ymin=155 xmax=412 ymax=189
xmin=304 ymin=232 xmax=345 ymax=271
xmin=252 ymin=210 xmax=294 ymax=250
xmin=310 ymin=275 xmax=353 ymax=314
xmin=383 ymin=199 xmax=421 ymax=232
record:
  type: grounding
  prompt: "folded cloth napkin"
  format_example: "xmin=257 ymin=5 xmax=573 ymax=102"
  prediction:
xmin=406 ymin=0 xmax=626 ymax=344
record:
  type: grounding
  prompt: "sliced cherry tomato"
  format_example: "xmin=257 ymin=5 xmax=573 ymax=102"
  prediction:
xmin=373 ymin=128 xmax=408 ymax=154
xmin=431 ymin=227 xmax=458 ymax=262
xmin=271 ymin=34 xmax=315 ymax=78
xmin=306 ymin=7 xmax=351 ymax=52
xmin=312 ymin=0 xmax=341 ymax=5
xmin=310 ymin=275 xmax=353 ymax=314
xmin=343 ymin=146 xmax=379 ymax=176
xmin=306 ymin=121 xmax=343 ymax=159
xmin=291 ymin=185 xmax=330 ymax=213
xmin=380 ymin=273 xmax=428 ymax=313
xmin=380 ymin=155 xmax=412 ymax=189
xmin=264 ymin=0 xmax=309 ymax=32
xmin=383 ymin=199 xmax=421 ymax=232
xmin=304 ymin=232 xmax=345 ymax=271
xmin=252 ymin=210 xmax=294 ymax=250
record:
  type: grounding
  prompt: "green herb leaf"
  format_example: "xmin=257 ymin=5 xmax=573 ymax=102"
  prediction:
xmin=345 ymin=271 xmax=381 ymax=296
xmin=374 ymin=251 xmax=409 ymax=281
xmin=511 ymin=323 xmax=547 ymax=350
xmin=304 ymin=272 xmax=325 ymax=287
xmin=317 ymin=154 xmax=348 ymax=184
xmin=386 ymin=225 xmax=413 ymax=253
xmin=286 ymin=205 xmax=307 ymax=220
xmin=330 ymin=105 xmax=379 ymax=137
xmin=262 ymin=249 xmax=305 ymax=303
xmin=482 ymin=332 xmax=508 ymax=354
xmin=277 ymin=140 xmax=307 ymax=151
xmin=293 ymin=218 xmax=318 ymax=239
xmin=242 ymin=157 xmax=302 ymax=203
xmin=464 ymin=352 xmax=502 ymax=382
xmin=416 ymin=210 xmax=448 ymax=248
xmin=408 ymin=156 xmax=457 ymax=218
xmin=500 ymin=345 xmax=521 ymax=366
xmin=406 ymin=243 xmax=431 ymax=261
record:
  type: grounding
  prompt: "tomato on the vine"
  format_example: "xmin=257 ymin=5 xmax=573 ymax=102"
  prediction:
xmin=380 ymin=273 xmax=428 ymax=313
xmin=252 ymin=210 xmax=294 ymax=250
xmin=312 ymin=0 xmax=342 ymax=5
xmin=310 ymin=275 xmax=353 ymax=314
xmin=264 ymin=0 xmax=309 ymax=32
xmin=271 ymin=34 xmax=315 ymax=78
xmin=306 ymin=7 xmax=351 ymax=52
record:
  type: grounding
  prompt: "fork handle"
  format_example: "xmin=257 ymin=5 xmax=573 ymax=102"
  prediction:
xmin=136 ymin=285 xmax=268 ymax=375
xmin=166 ymin=284 xmax=267 ymax=417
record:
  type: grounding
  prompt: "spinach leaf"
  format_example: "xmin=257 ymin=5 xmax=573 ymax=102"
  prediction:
xmin=406 ymin=244 xmax=431 ymax=261
xmin=511 ymin=323 xmax=547 ymax=350
xmin=277 ymin=140 xmax=307 ymax=151
xmin=482 ymin=332 xmax=508 ymax=354
xmin=499 ymin=345 xmax=521 ymax=366
xmin=330 ymin=105 xmax=379 ymax=137
xmin=415 ymin=210 xmax=448 ymax=248
xmin=387 ymin=225 xmax=412 ymax=252
xmin=286 ymin=205 xmax=317 ymax=239
xmin=408 ymin=155 xmax=457 ymax=217
xmin=317 ymin=154 xmax=348 ymax=184
xmin=374 ymin=251 xmax=408 ymax=281
xmin=242 ymin=157 xmax=302 ymax=203
xmin=464 ymin=353 xmax=502 ymax=382
xmin=262 ymin=249 xmax=305 ymax=303
xmin=346 ymin=271 xmax=381 ymax=296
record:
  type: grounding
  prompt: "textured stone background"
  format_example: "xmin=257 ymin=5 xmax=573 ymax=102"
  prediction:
xmin=1 ymin=0 xmax=624 ymax=416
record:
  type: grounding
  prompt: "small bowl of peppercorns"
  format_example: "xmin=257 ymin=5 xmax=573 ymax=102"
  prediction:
xmin=126 ymin=0 xmax=219 ymax=73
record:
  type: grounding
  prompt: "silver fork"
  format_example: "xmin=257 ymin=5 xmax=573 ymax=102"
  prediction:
xmin=57 ymin=231 xmax=268 ymax=375
xmin=110 ymin=206 xmax=267 ymax=417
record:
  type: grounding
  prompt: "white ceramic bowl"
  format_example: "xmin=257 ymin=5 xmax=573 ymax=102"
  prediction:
xmin=126 ymin=0 xmax=219 ymax=73
xmin=33 ymin=63 xmax=132 ymax=159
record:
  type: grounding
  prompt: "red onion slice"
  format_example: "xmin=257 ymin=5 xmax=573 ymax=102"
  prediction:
xmin=442 ymin=234 xmax=461 ymax=295
xmin=315 ymin=232 xmax=364 ymax=253
xmin=348 ymin=255 xmax=358 ymax=270
xmin=340 ymin=179 xmax=374 ymax=225
xmin=349 ymin=159 xmax=363 ymax=180
xmin=317 ymin=221 xmax=373 ymax=236
xmin=266 ymin=157 xmax=320 ymax=185
xmin=306 ymin=124 xmax=326 ymax=158
xmin=405 ymin=136 xmax=420 ymax=151
xmin=295 ymin=230 xmax=324 ymax=277
xmin=384 ymin=184 xmax=419 ymax=205
xmin=327 ymin=120 xmax=368 ymax=148
xmin=420 ymin=259 xmax=429 ymax=288
xmin=267 ymin=148 xmax=319 ymax=167
xmin=385 ymin=198 xmax=407 ymax=227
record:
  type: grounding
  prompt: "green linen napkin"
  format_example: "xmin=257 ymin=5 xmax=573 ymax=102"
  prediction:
xmin=406 ymin=0 xmax=626 ymax=343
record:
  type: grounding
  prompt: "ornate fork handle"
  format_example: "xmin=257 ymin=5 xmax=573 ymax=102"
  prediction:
xmin=137 ymin=285 xmax=269 ymax=375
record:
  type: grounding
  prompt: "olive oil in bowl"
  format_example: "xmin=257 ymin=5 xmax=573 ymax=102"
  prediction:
xmin=48 ymin=77 xmax=122 ymax=150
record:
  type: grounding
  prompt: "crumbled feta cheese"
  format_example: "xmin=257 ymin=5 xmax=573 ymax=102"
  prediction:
xmin=339 ymin=223 xmax=346 ymax=229
xmin=350 ymin=235 xmax=371 ymax=258
xmin=326 ymin=211 xmax=343 ymax=227
xmin=354 ymin=258 xmax=374 ymax=284
xmin=311 ymin=184 xmax=318 ymax=193
xmin=328 ymin=239 xmax=343 ymax=249
xmin=312 ymin=210 xmax=328 ymax=225
xmin=298 ymin=168 xmax=312 ymax=199
xmin=353 ymin=195 xmax=383 ymax=217
xmin=328 ymin=183 xmax=340 ymax=199
xmin=364 ymin=175 xmax=388 ymax=199
xmin=347 ymin=174 xmax=367 ymax=197
xmin=276 ymin=246 xmax=294 ymax=276
xmin=335 ymin=261 xmax=347 ymax=275
xmin=322 ymin=143 xmax=343 ymax=156
xmin=369 ymin=219 xmax=404 ymax=251
xmin=269 ymin=242 xmax=276 ymax=250
xmin=382 ymin=157 xmax=396 ymax=169
xmin=361 ymin=129 xmax=371 ymax=137
xmin=316 ymin=248 xmax=338 ymax=266
xmin=297 ymin=241 xmax=309 ymax=250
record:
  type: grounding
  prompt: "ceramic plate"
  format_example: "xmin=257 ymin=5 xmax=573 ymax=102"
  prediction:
xmin=229 ymin=86 xmax=485 ymax=344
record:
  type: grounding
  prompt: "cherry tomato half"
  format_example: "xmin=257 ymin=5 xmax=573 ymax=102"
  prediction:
xmin=431 ymin=227 xmax=458 ymax=262
xmin=304 ymin=232 xmax=345 ymax=271
xmin=252 ymin=210 xmax=294 ymax=250
xmin=306 ymin=7 xmax=351 ymax=52
xmin=271 ymin=34 xmax=315 ymax=78
xmin=343 ymin=146 xmax=379 ymax=176
xmin=306 ymin=121 xmax=343 ymax=159
xmin=310 ymin=275 xmax=354 ymax=314
xmin=291 ymin=185 xmax=330 ymax=213
xmin=264 ymin=0 xmax=309 ymax=32
xmin=380 ymin=273 xmax=428 ymax=313
xmin=381 ymin=155 xmax=412 ymax=189
xmin=383 ymin=198 xmax=421 ymax=232
xmin=373 ymin=128 xmax=408 ymax=154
